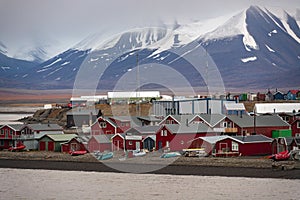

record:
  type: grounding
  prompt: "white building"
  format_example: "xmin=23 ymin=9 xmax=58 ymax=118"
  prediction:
xmin=254 ymin=103 xmax=300 ymax=114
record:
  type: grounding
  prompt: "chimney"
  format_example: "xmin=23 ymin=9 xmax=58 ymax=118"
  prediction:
xmin=186 ymin=119 xmax=189 ymax=127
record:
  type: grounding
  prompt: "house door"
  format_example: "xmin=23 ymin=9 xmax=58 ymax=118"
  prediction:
xmin=158 ymin=141 xmax=162 ymax=151
xmin=219 ymin=143 xmax=228 ymax=152
xmin=113 ymin=140 xmax=120 ymax=151
xmin=71 ymin=143 xmax=77 ymax=151
xmin=48 ymin=142 xmax=54 ymax=151
xmin=39 ymin=141 xmax=46 ymax=151
xmin=136 ymin=142 xmax=140 ymax=151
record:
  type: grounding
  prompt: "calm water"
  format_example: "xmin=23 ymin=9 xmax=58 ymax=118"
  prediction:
xmin=0 ymin=113 xmax=32 ymax=124
xmin=0 ymin=168 xmax=299 ymax=199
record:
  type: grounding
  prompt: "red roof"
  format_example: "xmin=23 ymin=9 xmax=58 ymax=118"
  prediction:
xmin=289 ymin=90 xmax=299 ymax=95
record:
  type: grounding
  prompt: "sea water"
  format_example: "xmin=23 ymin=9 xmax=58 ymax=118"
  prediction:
xmin=0 ymin=168 xmax=299 ymax=199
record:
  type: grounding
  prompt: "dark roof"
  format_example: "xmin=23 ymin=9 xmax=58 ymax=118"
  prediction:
xmin=226 ymin=115 xmax=290 ymax=128
xmin=231 ymin=135 xmax=273 ymax=143
xmin=137 ymin=116 xmax=162 ymax=122
xmin=126 ymin=126 xmax=160 ymax=135
xmin=25 ymin=123 xmax=63 ymax=131
xmin=91 ymin=134 xmax=114 ymax=144
xmin=67 ymin=107 xmax=99 ymax=115
xmin=108 ymin=116 xmax=143 ymax=127
xmin=164 ymin=123 xmax=215 ymax=134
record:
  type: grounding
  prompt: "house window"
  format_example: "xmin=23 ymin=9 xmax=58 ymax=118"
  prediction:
xmin=297 ymin=121 xmax=300 ymax=128
xmin=296 ymin=133 xmax=300 ymax=137
xmin=161 ymin=130 xmax=167 ymax=136
xmin=232 ymin=142 xmax=239 ymax=151
xmin=120 ymin=122 xmax=124 ymax=127
xmin=223 ymin=122 xmax=227 ymax=128
xmin=99 ymin=122 xmax=107 ymax=128
xmin=164 ymin=130 xmax=167 ymax=136
xmin=1 ymin=129 xmax=4 ymax=135
xmin=10 ymin=130 xmax=13 ymax=135
xmin=129 ymin=141 xmax=133 ymax=145
xmin=5 ymin=130 xmax=8 ymax=135
xmin=0 ymin=140 xmax=4 ymax=146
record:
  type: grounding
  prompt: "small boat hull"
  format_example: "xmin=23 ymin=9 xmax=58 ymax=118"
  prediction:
xmin=161 ymin=152 xmax=181 ymax=158
xmin=269 ymin=150 xmax=290 ymax=161
xmin=8 ymin=145 xmax=26 ymax=152
xmin=70 ymin=150 xmax=87 ymax=156
xmin=97 ymin=152 xmax=113 ymax=160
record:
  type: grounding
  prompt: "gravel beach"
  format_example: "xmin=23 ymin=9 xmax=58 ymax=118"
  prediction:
xmin=1 ymin=151 xmax=300 ymax=179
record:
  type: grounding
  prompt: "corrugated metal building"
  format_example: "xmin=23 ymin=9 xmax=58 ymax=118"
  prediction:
xmin=152 ymin=98 xmax=235 ymax=116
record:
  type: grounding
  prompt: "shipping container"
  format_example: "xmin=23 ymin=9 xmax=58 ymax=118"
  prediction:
xmin=272 ymin=129 xmax=292 ymax=138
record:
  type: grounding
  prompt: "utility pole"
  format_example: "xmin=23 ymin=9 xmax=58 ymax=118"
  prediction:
xmin=136 ymin=53 xmax=140 ymax=116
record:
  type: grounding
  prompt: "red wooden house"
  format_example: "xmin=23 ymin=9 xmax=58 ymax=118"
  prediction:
xmin=125 ymin=135 xmax=143 ymax=151
xmin=155 ymin=123 xmax=218 ymax=151
xmin=290 ymin=118 xmax=300 ymax=137
xmin=159 ymin=114 xmax=195 ymax=125
xmin=214 ymin=135 xmax=273 ymax=156
xmin=91 ymin=117 xmax=117 ymax=135
xmin=225 ymin=115 xmax=290 ymax=137
xmin=108 ymin=116 xmax=132 ymax=133
xmin=87 ymin=134 xmax=114 ymax=152
xmin=111 ymin=134 xmax=125 ymax=151
xmin=189 ymin=135 xmax=273 ymax=156
xmin=61 ymin=137 xmax=88 ymax=153
xmin=0 ymin=124 xmax=24 ymax=150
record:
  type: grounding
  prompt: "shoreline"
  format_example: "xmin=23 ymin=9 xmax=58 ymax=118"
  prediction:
xmin=1 ymin=151 xmax=300 ymax=179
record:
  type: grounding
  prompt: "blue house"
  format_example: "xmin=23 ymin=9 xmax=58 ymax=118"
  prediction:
xmin=286 ymin=90 xmax=299 ymax=100
xmin=273 ymin=91 xmax=284 ymax=100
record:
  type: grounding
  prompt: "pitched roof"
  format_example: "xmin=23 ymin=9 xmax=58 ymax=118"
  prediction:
xmin=126 ymin=126 xmax=160 ymax=135
xmin=137 ymin=116 xmax=162 ymax=122
xmin=108 ymin=116 xmax=143 ymax=127
xmin=164 ymin=123 xmax=214 ymax=134
xmin=288 ymin=90 xmax=299 ymax=95
xmin=1 ymin=124 xmax=24 ymax=131
xmin=226 ymin=115 xmax=290 ymax=128
xmin=143 ymin=135 xmax=156 ymax=142
xmin=44 ymin=134 xmax=77 ymax=142
xmin=193 ymin=114 xmax=226 ymax=127
xmin=26 ymin=123 xmax=63 ymax=131
xmin=231 ymin=135 xmax=273 ymax=143
xmin=67 ymin=107 xmax=99 ymax=115
xmin=191 ymin=135 xmax=231 ymax=144
xmin=92 ymin=134 xmax=114 ymax=144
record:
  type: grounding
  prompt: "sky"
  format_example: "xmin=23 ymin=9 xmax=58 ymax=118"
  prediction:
xmin=0 ymin=0 xmax=299 ymax=57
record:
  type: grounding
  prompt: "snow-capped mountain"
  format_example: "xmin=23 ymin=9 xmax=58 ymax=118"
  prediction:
xmin=2 ymin=5 xmax=300 ymax=91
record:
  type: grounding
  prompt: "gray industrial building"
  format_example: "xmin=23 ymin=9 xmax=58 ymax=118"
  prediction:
xmin=152 ymin=98 xmax=236 ymax=116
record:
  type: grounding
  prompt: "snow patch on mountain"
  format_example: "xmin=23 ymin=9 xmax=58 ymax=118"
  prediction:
xmin=241 ymin=56 xmax=257 ymax=63
xmin=203 ymin=10 xmax=259 ymax=51
xmin=265 ymin=44 xmax=275 ymax=52
xmin=42 ymin=58 xmax=62 ymax=68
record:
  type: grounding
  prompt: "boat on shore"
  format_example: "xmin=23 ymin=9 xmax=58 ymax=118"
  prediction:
xmin=69 ymin=150 xmax=87 ymax=156
xmin=161 ymin=152 xmax=181 ymax=158
xmin=96 ymin=152 xmax=114 ymax=160
xmin=269 ymin=150 xmax=290 ymax=161
xmin=133 ymin=150 xmax=146 ymax=157
xmin=8 ymin=144 xmax=26 ymax=152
